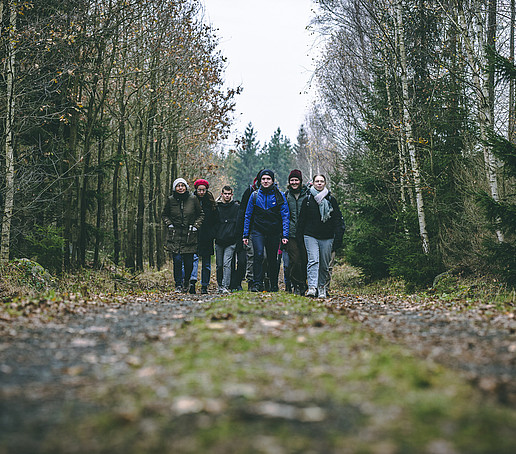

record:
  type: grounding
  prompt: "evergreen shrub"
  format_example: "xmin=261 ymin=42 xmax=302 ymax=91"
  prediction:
xmin=387 ymin=233 xmax=444 ymax=291
xmin=25 ymin=225 xmax=64 ymax=272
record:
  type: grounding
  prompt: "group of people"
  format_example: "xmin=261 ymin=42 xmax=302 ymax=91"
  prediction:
xmin=161 ymin=169 xmax=344 ymax=298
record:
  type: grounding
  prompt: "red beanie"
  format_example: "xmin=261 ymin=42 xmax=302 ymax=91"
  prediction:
xmin=288 ymin=169 xmax=302 ymax=182
xmin=194 ymin=178 xmax=209 ymax=189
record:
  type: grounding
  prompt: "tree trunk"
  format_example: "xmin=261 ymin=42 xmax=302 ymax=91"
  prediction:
xmin=93 ymin=116 xmax=105 ymax=269
xmin=395 ymin=0 xmax=430 ymax=254
xmin=155 ymin=131 xmax=164 ymax=270
xmin=136 ymin=115 xmax=147 ymax=272
xmin=384 ymin=63 xmax=408 ymax=213
xmin=458 ymin=0 xmax=503 ymax=242
xmin=510 ymin=0 xmax=515 ymax=143
xmin=1 ymin=2 xmax=17 ymax=263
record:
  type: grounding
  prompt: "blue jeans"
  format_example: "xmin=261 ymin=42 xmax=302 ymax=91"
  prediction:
xmin=304 ymin=235 xmax=333 ymax=290
xmin=251 ymin=229 xmax=280 ymax=291
xmin=215 ymin=243 xmax=236 ymax=289
xmin=172 ymin=253 xmax=194 ymax=288
xmin=191 ymin=253 xmax=211 ymax=287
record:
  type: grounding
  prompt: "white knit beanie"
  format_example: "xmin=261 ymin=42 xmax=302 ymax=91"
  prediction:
xmin=173 ymin=177 xmax=189 ymax=191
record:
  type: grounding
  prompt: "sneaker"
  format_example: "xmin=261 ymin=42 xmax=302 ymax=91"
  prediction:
xmin=219 ymin=287 xmax=230 ymax=294
xmin=189 ymin=284 xmax=196 ymax=294
xmin=318 ymin=287 xmax=327 ymax=299
xmin=306 ymin=287 xmax=317 ymax=297
xmin=201 ymin=286 xmax=208 ymax=294
xmin=250 ymin=285 xmax=260 ymax=292
xmin=174 ymin=286 xmax=182 ymax=293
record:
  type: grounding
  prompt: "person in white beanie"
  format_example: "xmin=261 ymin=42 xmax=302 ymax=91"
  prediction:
xmin=162 ymin=178 xmax=204 ymax=292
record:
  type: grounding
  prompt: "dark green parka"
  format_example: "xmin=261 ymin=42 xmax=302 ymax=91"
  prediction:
xmin=284 ymin=184 xmax=310 ymax=239
xmin=162 ymin=191 xmax=204 ymax=254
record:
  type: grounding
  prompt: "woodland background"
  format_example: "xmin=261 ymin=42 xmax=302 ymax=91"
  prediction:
xmin=1 ymin=0 xmax=516 ymax=289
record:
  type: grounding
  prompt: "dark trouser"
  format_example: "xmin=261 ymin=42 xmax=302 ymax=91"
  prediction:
xmin=172 ymin=252 xmax=194 ymax=289
xmin=251 ymin=229 xmax=280 ymax=291
xmin=286 ymin=237 xmax=308 ymax=289
xmin=230 ymin=243 xmax=247 ymax=289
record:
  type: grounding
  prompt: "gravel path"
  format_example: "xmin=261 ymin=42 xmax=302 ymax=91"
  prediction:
xmin=0 ymin=293 xmax=213 ymax=452
xmin=327 ymin=294 xmax=516 ymax=403
xmin=1 ymin=291 xmax=515 ymax=452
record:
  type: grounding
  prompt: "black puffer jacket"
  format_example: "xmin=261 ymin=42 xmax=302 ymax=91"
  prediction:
xmin=215 ymin=200 xmax=241 ymax=247
xmin=196 ymin=191 xmax=218 ymax=256
xmin=297 ymin=192 xmax=342 ymax=241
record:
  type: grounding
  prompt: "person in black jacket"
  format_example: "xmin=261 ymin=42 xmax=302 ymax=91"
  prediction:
xmin=215 ymin=186 xmax=241 ymax=293
xmin=298 ymin=174 xmax=343 ymax=299
xmin=192 ymin=179 xmax=218 ymax=294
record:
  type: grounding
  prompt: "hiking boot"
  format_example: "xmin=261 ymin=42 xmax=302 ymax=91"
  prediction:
xmin=201 ymin=286 xmax=208 ymax=294
xmin=306 ymin=287 xmax=317 ymax=297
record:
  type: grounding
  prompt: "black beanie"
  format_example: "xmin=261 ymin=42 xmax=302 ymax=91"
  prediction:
xmin=260 ymin=169 xmax=275 ymax=181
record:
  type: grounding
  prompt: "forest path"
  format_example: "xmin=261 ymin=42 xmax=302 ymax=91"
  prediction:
xmin=1 ymin=290 xmax=515 ymax=453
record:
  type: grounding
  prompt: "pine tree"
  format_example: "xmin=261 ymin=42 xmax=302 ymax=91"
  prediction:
xmin=261 ymin=128 xmax=293 ymax=190
xmin=228 ymin=123 xmax=262 ymax=198
xmin=478 ymin=50 xmax=516 ymax=286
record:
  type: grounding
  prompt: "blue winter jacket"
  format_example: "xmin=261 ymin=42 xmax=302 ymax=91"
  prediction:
xmin=243 ymin=186 xmax=290 ymax=238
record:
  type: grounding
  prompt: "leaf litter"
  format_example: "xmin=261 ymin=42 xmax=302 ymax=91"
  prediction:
xmin=0 ymin=289 xmax=515 ymax=453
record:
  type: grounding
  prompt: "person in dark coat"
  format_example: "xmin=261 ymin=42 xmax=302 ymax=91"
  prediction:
xmin=214 ymin=185 xmax=241 ymax=293
xmin=298 ymin=174 xmax=342 ymax=299
xmin=191 ymin=178 xmax=218 ymax=294
xmin=162 ymin=178 xmax=204 ymax=292
xmin=284 ymin=169 xmax=310 ymax=295
xmin=243 ymin=169 xmax=289 ymax=292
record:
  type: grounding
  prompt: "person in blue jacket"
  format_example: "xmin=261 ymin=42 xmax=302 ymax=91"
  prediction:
xmin=243 ymin=169 xmax=289 ymax=292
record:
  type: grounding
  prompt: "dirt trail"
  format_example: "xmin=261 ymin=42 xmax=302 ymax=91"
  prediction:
xmin=1 ymin=291 xmax=515 ymax=452
xmin=327 ymin=294 xmax=516 ymax=403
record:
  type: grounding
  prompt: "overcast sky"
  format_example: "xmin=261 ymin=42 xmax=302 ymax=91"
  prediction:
xmin=202 ymin=0 xmax=316 ymax=148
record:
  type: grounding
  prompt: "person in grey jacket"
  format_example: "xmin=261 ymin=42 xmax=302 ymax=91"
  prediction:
xmin=284 ymin=169 xmax=310 ymax=295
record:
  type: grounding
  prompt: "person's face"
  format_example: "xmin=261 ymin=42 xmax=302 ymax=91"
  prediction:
xmin=175 ymin=182 xmax=187 ymax=194
xmin=221 ymin=190 xmax=233 ymax=203
xmin=313 ymin=176 xmax=326 ymax=191
xmin=196 ymin=185 xmax=207 ymax=197
xmin=289 ymin=177 xmax=301 ymax=190
xmin=261 ymin=175 xmax=273 ymax=188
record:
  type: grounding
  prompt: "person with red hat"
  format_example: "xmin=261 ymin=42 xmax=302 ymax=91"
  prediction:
xmin=191 ymin=178 xmax=218 ymax=294
xmin=284 ymin=169 xmax=310 ymax=295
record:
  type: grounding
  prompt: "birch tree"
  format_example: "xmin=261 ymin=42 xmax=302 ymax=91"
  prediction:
xmin=457 ymin=0 xmax=504 ymax=241
xmin=394 ymin=0 xmax=430 ymax=254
